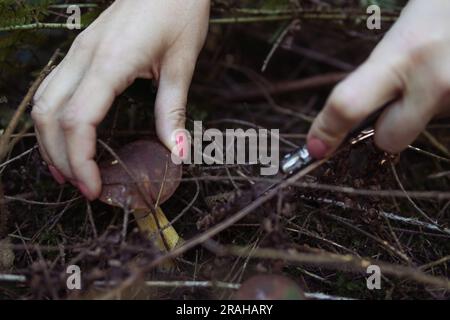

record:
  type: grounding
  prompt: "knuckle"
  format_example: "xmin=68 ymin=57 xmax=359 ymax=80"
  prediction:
xmin=89 ymin=59 xmax=110 ymax=77
xmin=71 ymin=31 xmax=95 ymax=52
xmin=93 ymin=40 xmax=126 ymax=64
xmin=157 ymin=105 xmax=186 ymax=124
xmin=405 ymin=45 xmax=429 ymax=67
xmin=89 ymin=48 xmax=134 ymax=88
xmin=31 ymin=99 xmax=53 ymax=125
xmin=404 ymin=39 xmax=442 ymax=66
xmin=59 ymin=111 xmax=81 ymax=131
xmin=328 ymin=86 xmax=363 ymax=123
xmin=401 ymin=42 xmax=440 ymax=78
xmin=311 ymin=114 xmax=342 ymax=146
xmin=168 ymin=105 xmax=186 ymax=119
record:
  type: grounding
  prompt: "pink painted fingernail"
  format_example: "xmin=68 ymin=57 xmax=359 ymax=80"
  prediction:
xmin=48 ymin=165 xmax=66 ymax=184
xmin=175 ymin=131 xmax=189 ymax=160
xmin=307 ymin=137 xmax=330 ymax=159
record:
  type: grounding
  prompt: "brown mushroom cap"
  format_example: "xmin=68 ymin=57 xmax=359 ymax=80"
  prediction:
xmin=99 ymin=140 xmax=182 ymax=209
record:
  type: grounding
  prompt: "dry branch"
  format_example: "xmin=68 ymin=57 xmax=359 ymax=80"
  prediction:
xmin=225 ymin=246 xmax=450 ymax=290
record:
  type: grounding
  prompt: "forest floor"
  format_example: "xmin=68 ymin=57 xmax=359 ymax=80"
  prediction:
xmin=0 ymin=0 xmax=449 ymax=300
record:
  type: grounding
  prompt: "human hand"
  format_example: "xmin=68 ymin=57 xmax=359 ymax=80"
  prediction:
xmin=307 ymin=0 xmax=450 ymax=159
xmin=32 ymin=0 xmax=210 ymax=200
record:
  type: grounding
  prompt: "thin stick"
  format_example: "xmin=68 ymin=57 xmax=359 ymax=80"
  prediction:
xmin=0 ymin=274 xmax=27 ymax=282
xmin=86 ymin=201 xmax=98 ymax=239
xmin=300 ymin=195 xmax=450 ymax=235
xmin=324 ymin=213 xmax=411 ymax=263
xmin=0 ymin=275 xmax=353 ymax=300
xmin=225 ymin=72 xmax=347 ymax=101
xmin=144 ymin=280 xmax=239 ymax=290
xmin=162 ymin=178 xmax=200 ymax=232
xmin=261 ymin=20 xmax=297 ymax=72
xmin=419 ymin=256 xmax=450 ymax=271
xmin=0 ymin=49 xmax=60 ymax=161
xmin=98 ymin=158 xmax=329 ymax=299
xmin=390 ymin=161 xmax=440 ymax=226
xmin=225 ymin=246 xmax=450 ymax=290
xmin=97 ymin=139 xmax=170 ymax=251
xmin=0 ymin=146 xmax=37 ymax=169
xmin=121 ymin=202 xmax=130 ymax=245
xmin=2 ymin=195 xmax=81 ymax=206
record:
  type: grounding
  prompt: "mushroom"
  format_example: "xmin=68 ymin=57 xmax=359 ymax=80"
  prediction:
xmin=99 ymin=140 xmax=182 ymax=252
xmin=233 ymin=274 xmax=305 ymax=300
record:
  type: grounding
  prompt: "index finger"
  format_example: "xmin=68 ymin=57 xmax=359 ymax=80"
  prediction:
xmin=60 ymin=70 xmax=119 ymax=200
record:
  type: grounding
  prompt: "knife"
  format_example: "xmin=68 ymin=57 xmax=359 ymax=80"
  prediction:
xmin=280 ymin=103 xmax=391 ymax=175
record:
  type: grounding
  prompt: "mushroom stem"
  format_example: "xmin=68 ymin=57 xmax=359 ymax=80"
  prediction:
xmin=133 ymin=207 xmax=182 ymax=252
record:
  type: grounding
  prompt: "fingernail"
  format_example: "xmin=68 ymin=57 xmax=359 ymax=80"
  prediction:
xmin=175 ymin=131 xmax=189 ymax=161
xmin=307 ymin=137 xmax=330 ymax=159
xmin=48 ymin=165 xmax=66 ymax=184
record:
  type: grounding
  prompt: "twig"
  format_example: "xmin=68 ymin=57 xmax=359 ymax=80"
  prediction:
xmin=232 ymin=8 xmax=399 ymax=17
xmin=324 ymin=213 xmax=411 ymax=263
xmin=0 ymin=274 xmax=26 ymax=282
xmin=283 ymin=44 xmax=355 ymax=71
xmin=144 ymin=280 xmax=239 ymax=290
xmin=407 ymin=145 xmax=450 ymax=163
xmin=206 ymin=118 xmax=299 ymax=148
xmin=121 ymin=203 xmax=130 ymax=245
xmin=162 ymin=178 xmax=200 ymax=232
xmin=304 ymin=292 xmax=353 ymax=300
xmin=97 ymin=139 xmax=171 ymax=251
xmin=422 ymin=130 xmax=450 ymax=158
xmin=0 ymin=49 xmax=60 ymax=161
xmin=36 ymin=248 xmax=58 ymax=299
xmin=299 ymin=195 xmax=450 ymax=235
xmin=49 ymin=3 xmax=98 ymax=9
xmin=390 ymin=161 xmax=441 ymax=227
xmin=181 ymin=176 xmax=450 ymax=200
xmin=210 ymin=13 xmax=397 ymax=24
xmin=14 ymin=223 xmax=32 ymax=263
xmin=419 ymin=256 xmax=450 ymax=271
xmin=225 ymin=246 xmax=450 ymax=290
xmin=261 ymin=20 xmax=297 ymax=72
xmin=225 ymin=72 xmax=347 ymax=101
xmin=0 ymin=146 xmax=37 ymax=169
xmin=98 ymin=158 xmax=329 ymax=299
xmin=0 ymin=7 xmax=399 ymax=32
xmin=0 ymin=50 xmax=59 ymax=238
xmin=0 ymin=184 xmax=8 ymax=238
xmin=0 ymin=275 xmax=354 ymax=300
xmin=86 ymin=201 xmax=98 ymax=239
xmin=286 ymin=225 xmax=357 ymax=255
xmin=7 ymin=122 xmax=33 ymax=161
xmin=2 ymin=195 xmax=81 ymax=206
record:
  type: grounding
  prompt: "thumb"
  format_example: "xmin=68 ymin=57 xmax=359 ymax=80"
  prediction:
xmin=307 ymin=60 xmax=402 ymax=159
xmin=154 ymin=56 xmax=195 ymax=159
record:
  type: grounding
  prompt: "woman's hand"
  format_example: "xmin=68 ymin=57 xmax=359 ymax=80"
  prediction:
xmin=307 ymin=0 xmax=450 ymax=159
xmin=32 ymin=0 xmax=210 ymax=200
